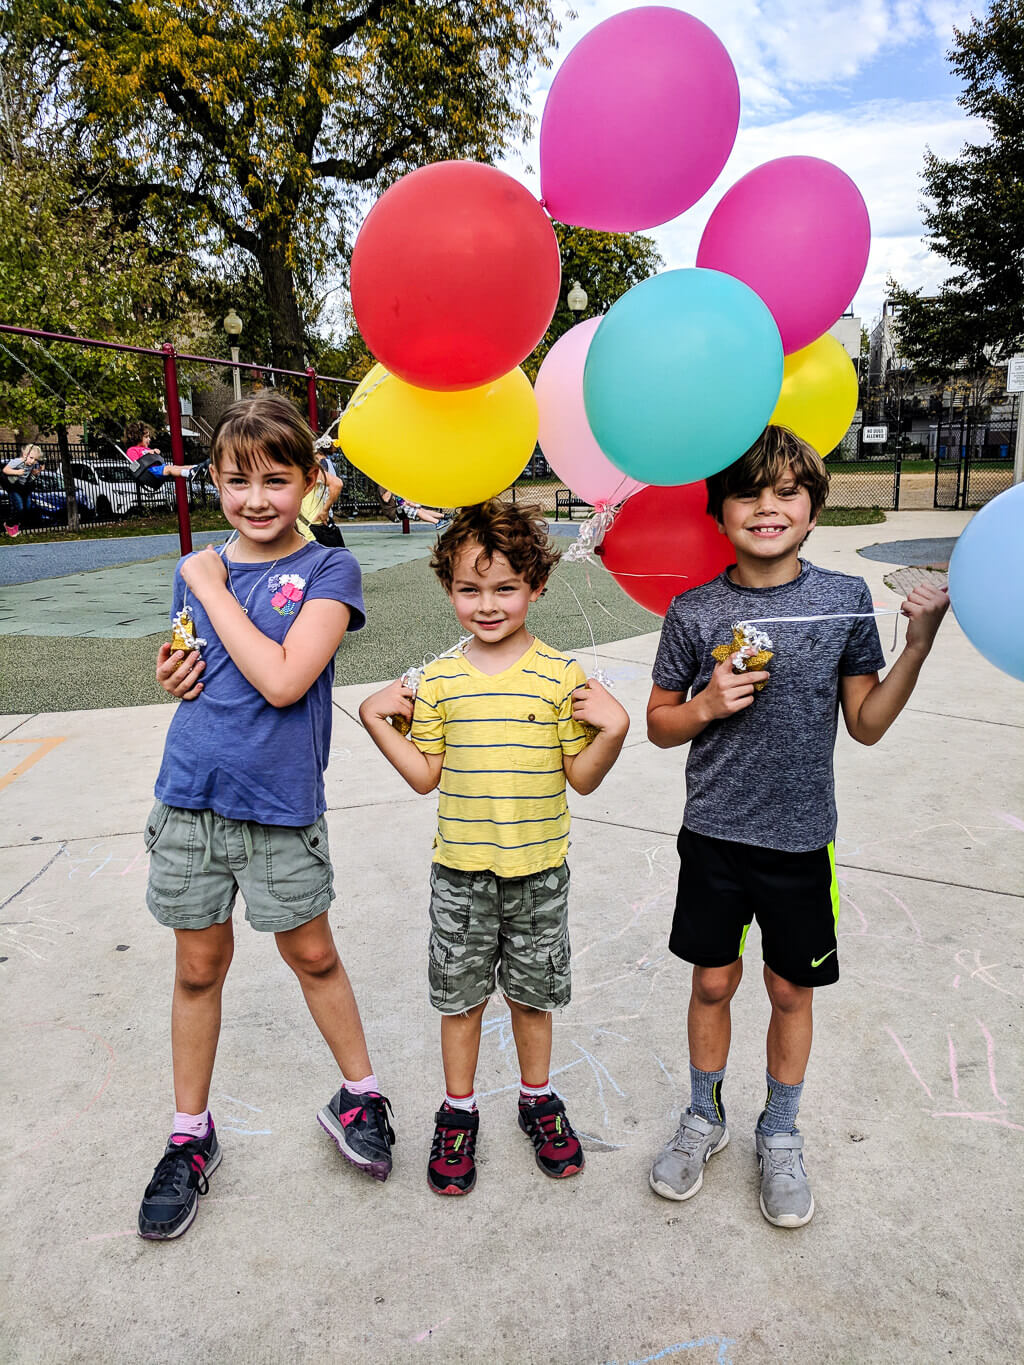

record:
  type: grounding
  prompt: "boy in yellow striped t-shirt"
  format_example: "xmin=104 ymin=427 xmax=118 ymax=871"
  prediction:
xmin=360 ymin=500 xmax=628 ymax=1196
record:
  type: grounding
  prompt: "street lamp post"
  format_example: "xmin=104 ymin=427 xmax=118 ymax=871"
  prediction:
xmin=567 ymin=280 xmax=588 ymax=323
xmin=223 ymin=309 xmax=243 ymax=402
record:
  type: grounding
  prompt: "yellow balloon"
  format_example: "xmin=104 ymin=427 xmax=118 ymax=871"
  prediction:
xmin=337 ymin=362 xmax=538 ymax=506
xmin=770 ymin=333 xmax=858 ymax=456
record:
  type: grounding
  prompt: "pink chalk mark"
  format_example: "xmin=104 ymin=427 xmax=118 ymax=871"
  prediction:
xmin=947 ymin=1033 xmax=959 ymax=1099
xmin=931 ymin=1111 xmax=1024 ymax=1134
xmin=840 ymin=887 xmax=868 ymax=934
xmin=18 ymin=1023 xmax=116 ymax=1156
xmin=952 ymin=975 xmax=961 ymax=989
xmin=880 ymin=885 xmax=923 ymax=940
xmin=120 ymin=846 xmax=147 ymax=877
xmin=976 ymin=1019 xmax=1007 ymax=1107
xmin=412 ymin=1317 xmax=452 ymax=1344
xmin=885 ymin=1027 xmax=933 ymax=1100
xmin=995 ymin=811 xmax=1024 ymax=833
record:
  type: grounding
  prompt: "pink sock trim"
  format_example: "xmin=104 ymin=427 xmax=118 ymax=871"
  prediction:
xmin=445 ymin=1091 xmax=478 ymax=1113
xmin=171 ymin=1109 xmax=211 ymax=1141
xmin=343 ymin=1073 xmax=379 ymax=1096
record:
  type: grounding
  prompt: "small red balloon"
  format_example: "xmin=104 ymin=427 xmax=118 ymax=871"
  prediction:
xmin=351 ymin=161 xmax=561 ymax=391
xmin=599 ymin=482 xmax=734 ymax=616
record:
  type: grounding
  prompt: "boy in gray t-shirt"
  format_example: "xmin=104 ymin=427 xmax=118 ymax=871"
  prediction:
xmin=646 ymin=426 xmax=949 ymax=1228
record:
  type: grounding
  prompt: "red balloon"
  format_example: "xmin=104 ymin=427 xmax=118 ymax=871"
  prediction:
xmin=599 ymin=482 xmax=734 ymax=616
xmin=351 ymin=161 xmax=561 ymax=391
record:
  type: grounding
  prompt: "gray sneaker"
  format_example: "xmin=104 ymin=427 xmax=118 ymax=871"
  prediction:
xmin=754 ymin=1125 xmax=815 ymax=1227
xmin=649 ymin=1109 xmax=729 ymax=1201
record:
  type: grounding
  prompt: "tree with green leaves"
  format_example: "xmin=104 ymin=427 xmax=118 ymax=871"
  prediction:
xmin=18 ymin=0 xmax=561 ymax=371
xmin=891 ymin=0 xmax=1024 ymax=376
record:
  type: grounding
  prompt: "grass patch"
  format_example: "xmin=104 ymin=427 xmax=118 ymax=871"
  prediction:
xmin=817 ymin=507 xmax=887 ymax=525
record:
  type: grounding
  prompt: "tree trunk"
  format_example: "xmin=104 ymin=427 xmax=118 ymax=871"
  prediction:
xmin=56 ymin=415 xmax=80 ymax=532
xmin=256 ymin=236 xmax=305 ymax=373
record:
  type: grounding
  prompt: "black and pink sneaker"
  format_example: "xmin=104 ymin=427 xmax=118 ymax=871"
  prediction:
xmin=427 ymin=1104 xmax=479 ymax=1196
xmin=138 ymin=1123 xmax=221 ymax=1240
xmin=317 ymin=1087 xmax=395 ymax=1182
xmin=518 ymin=1095 xmax=584 ymax=1179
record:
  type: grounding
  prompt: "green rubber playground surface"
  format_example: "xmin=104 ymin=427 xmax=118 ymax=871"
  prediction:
xmin=0 ymin=536 xmax=659 ymax=713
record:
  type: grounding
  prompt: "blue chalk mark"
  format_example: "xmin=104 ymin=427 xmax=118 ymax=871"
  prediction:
xmin=604 ymin=1337 xmax=736 ymax=1365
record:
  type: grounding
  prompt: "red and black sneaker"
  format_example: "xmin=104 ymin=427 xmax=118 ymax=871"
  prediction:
xmin=517 ymin=1094 xmax=585 ymax=1179
xmin=427 ymin=1104 xmax=479 ymax=1196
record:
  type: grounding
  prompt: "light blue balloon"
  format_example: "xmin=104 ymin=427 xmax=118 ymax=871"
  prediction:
xmin=582 ymin=267 xmax=784 ymax=486
xmin=948 ymin=481 xmax=1024 ymax=682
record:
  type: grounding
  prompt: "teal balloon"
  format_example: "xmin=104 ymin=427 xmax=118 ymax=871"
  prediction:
xmin=582 ymin=267 xmax=784 ymax=486
xmin=948 ymin=482 xmax=1024 ymax=682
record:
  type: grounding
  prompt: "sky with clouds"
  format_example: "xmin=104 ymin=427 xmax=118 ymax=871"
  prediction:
xmin=499 ymin=0 xmax=988 ymax=329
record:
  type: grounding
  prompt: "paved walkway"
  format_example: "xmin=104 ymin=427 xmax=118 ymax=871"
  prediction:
xmin=2 ymin=509 xmax=1023 ymax=1363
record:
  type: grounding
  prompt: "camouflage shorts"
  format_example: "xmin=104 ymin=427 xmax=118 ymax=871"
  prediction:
xmin=427 ymin=862 xmax=571 ymax=1014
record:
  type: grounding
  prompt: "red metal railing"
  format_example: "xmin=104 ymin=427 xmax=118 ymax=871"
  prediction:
xmin=0 ymin=322 xmax=355 ymax=554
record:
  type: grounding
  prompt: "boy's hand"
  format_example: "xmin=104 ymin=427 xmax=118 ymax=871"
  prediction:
xmin=571 ymin=678 xmax=629 ymax=738
xmin=902 ymin=583 xmax=950 ymax=657
xmin=361 ymin=679 xmax=416 ymax=726
xmin=699 ymin=656 xmax=770 ymax=720
xmin=156 ymin=642 xmax=204 ymax=700
xmin=181 ymin=545 xmax=228 ymax=595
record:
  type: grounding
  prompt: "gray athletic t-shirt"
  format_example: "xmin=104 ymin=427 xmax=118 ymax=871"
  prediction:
xmin=652 ymin=561 xmax=886 ymax=852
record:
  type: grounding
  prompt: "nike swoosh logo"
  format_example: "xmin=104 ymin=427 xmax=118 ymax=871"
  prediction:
xmin=811 ymin=949 xmax=837 ymax=968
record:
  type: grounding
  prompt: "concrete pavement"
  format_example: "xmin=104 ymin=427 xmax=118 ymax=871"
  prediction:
xmin=1 ymin=512 xmax=1023 ymax=1364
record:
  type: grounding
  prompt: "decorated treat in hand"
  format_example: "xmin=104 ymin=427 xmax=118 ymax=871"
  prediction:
xmin=170 ymin=605 xmax=207 ymax=656
xmin=711 ymin=623 xmax=773 ymax=691
xmin=388 ymin=663 xmax=423 ymax=737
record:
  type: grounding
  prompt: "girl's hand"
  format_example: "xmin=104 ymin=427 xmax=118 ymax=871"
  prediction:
xmin=902 ymin=584 xmax=950 ymax=657
xmin=362 ymin=679 xmax=416 ymax=725
xmin=571 ymin=678 xmax=630 ymax=739
xmin=181 ymin=545 xmax=228 ymax=595
xmin=156 ymin=643 xmax=205 ymax=700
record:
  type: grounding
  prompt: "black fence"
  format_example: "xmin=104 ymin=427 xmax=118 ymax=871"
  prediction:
xmin=934 ymin=420 xmax=1016 ymax=508
xmin=823 ymin=452 xmax=901 ymax=509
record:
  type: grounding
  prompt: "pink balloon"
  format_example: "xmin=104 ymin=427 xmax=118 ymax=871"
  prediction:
xmin=539 ymin=7 xmax=739 ymax=232
xmin=697 ymin=156 xmax=870 ymax=354
xmin=535 ymin=320 xmax=645 ymax=507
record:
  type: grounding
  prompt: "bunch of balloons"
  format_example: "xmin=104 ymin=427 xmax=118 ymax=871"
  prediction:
xmin=534 ymin=6 xmax=869 ymax=609
xmin=338 ymin=5 xmax=871 ymax=615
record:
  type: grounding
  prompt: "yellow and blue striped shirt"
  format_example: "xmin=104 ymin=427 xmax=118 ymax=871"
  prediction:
xmin=410 ymin=638 xmax=589 ymax=877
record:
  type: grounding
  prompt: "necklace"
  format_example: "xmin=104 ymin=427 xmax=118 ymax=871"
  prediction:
xmin=222 ymin=535 xmax=281 ymax=615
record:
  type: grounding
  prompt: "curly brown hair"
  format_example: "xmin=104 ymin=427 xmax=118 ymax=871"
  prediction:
xmin=705 ymin=425 xmax=830 ymax=522
xmin=430 ymin=499 xmax=561 ymax=591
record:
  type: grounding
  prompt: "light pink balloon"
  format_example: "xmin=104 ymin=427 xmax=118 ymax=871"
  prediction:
xmin=535 ymin=319 xmax=645 ymax=507
xmin=697 ymin=156 xmax=871 ymax=354
xmin=539 ymin=7 xmax=739 ymax=232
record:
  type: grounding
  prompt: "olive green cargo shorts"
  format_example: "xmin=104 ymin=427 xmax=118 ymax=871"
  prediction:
xmin=144 ymin=801 xmax=334 ymax=933
xmin=427 ymin=861 xmax=571 ymax=1014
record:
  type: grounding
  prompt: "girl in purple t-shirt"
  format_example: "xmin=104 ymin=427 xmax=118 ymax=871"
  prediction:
xmin=137 ymin=393 xmax=394 ymax=1243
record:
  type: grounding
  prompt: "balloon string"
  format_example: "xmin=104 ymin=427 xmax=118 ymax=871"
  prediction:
xmin=737 ymin=609 xmax=903 ymax=653
xmin=559 ymin=571 xmax=601 ymax=677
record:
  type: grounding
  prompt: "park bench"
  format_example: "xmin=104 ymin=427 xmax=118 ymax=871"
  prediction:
xmin=554 ymin=488 xmax=592 ymax=521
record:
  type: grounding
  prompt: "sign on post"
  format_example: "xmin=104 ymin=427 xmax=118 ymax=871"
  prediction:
xmin=1006 ymin=355 xmax=1024 ymax=393
xmin=862 ymin=425 xmax=888 ymax=443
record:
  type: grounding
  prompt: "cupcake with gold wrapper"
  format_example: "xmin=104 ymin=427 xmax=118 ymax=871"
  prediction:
xmin=711 ymin=623 xmax=773 ymax=691
xmin=170 ymin=605 xmax=207 ymax=656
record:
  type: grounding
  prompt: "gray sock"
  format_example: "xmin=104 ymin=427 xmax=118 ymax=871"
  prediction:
xmin=689 ymin=1062 xmax=726 ymax=1124
xmin=758 ymin=1070 xmax=803 ymax=1134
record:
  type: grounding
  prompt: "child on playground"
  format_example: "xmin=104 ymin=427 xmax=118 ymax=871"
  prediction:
xmin=125 ymin=425 xmax=192 ymax=480
xmin=646 ymin=425 xmax=949 ymax=1227
xmin=359 ymin=501 xmax=629 ymax=1195
xmin=138 ymin=392 xmax=394 ymax=1241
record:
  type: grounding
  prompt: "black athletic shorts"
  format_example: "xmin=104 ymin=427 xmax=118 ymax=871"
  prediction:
xmin=670 ymin=825 xmax=841 ymax=988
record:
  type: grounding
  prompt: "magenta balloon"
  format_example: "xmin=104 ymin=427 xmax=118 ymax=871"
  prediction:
xmin=539 ymin=7 xmax=739 ymax=232
xmin=697 ymin=156 xmax=871 ymax=354
xmin=535 ymin=320 xmax=645 ymax=507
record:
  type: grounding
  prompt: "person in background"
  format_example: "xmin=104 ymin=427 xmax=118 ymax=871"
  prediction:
xmin=2 ymin=442 xmax=43 ymax=536
xmin=125 ymin=426 xmax=192 ymax=483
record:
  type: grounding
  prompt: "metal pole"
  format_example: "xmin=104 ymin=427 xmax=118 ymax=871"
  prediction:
xmin=162 ymin=344 xmax=193 ymax=556
xmin=230 ymin=346 xmax=241 ymax=402
xmin=306 ymin=368 xmax=319 ymax=434
xmin=1013 ymin=392 xmax=1024 ymax=486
